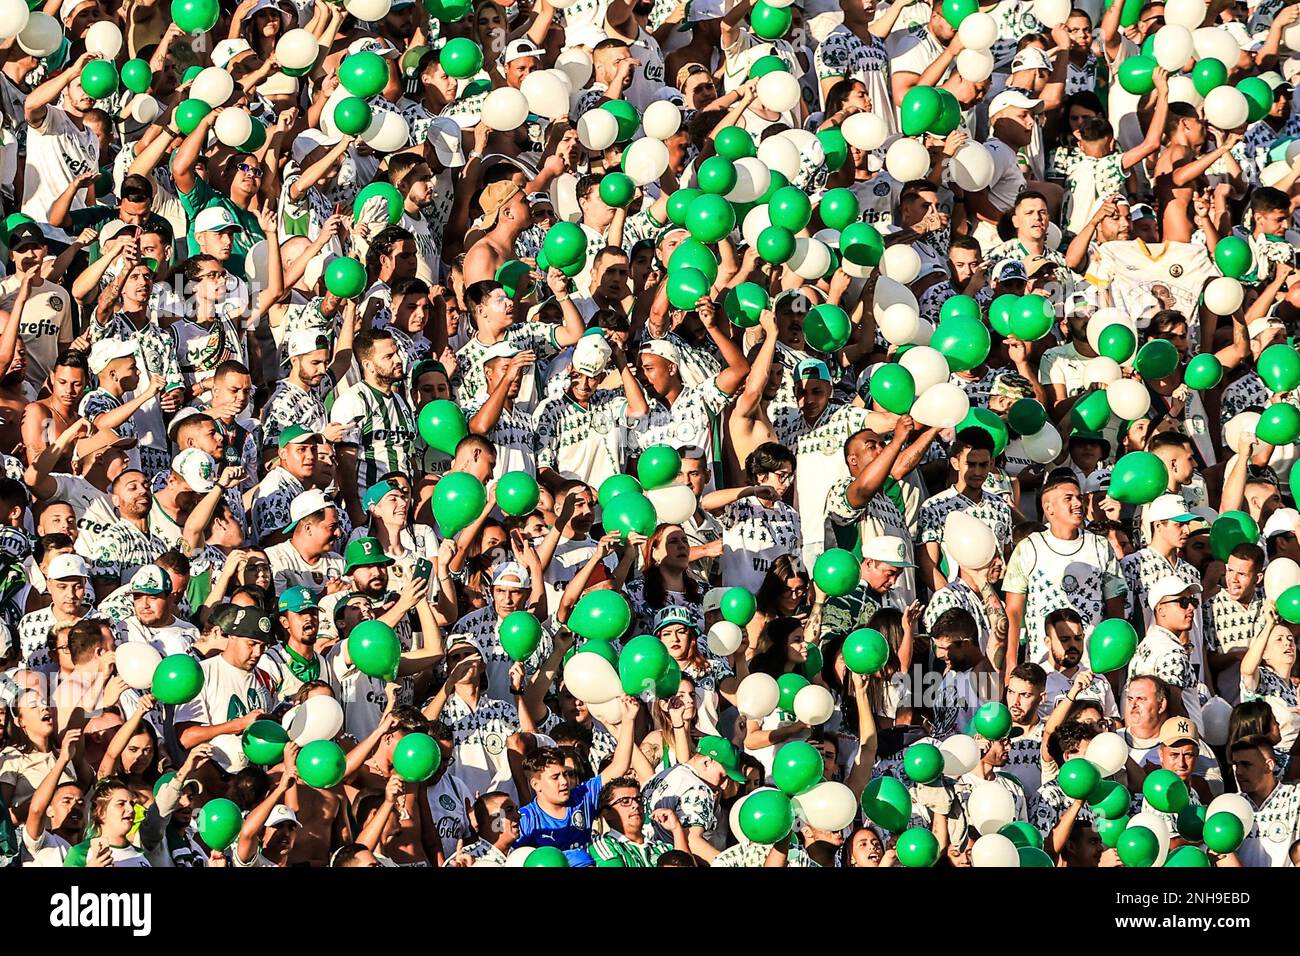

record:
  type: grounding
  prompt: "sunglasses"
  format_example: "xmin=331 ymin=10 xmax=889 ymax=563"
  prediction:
xmin=1160 ymin=596 xmax=1200 ymax=609
xmin=237 ymin=163 xmax=265 ymax=178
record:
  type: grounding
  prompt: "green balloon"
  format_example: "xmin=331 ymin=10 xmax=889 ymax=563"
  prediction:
xmin=1134 ymin=338 xmax=1180 ymax=380
xmin=758 ymin=169 xmax=788 ymax=204
xmin=687 ymin=193 xmax=736 ymax=243
xmin=932 ymin=88 xmax=962 ymax=136
xmin=1072 ymin=389 xmax=1111 ymax=431
xmin=497 ymin=470 xmax=540 ymax=516
xmin=500 ymin=611 xmax=543 ymax=663
xmin=440 ymin=37 xmax=483 ymax=79
xmin=570 ymin=589 xmax=631 ymax=641
xmin=747 ymin=55 xmax=788 ymax=80
xmin=988 ymin=293 xmax=1018 ymax=336
xmin=348 ymin=619 xmax=401 ymax=680
xmin=666 ymin=267 xmax=711 ymax=310
xmin=972 ymin=702 xmax=1012 ymax=740
xmin=1109 ymin=451 xmax=1168 ymax=505
xmin=896 ymin=826 xmax=940 ymax=867
xmin=569 ymin=639 xmax=618 ymax=668
xmin=333 ymin=96 xmax=373 ymax=136
xmin=1176 ymin=804 xmax=1207 ymax=841
xmin=598 ymin=473 xmax=642 ymax=510
xmin=1018 ymin=846 xmax=1055 ymax=867
xmin=1165 ymin=845 xmax=1211 ymax=867
xmin=813 ymin=548 xmax=859 ymax=597
xmin=175 ymin=98 xmax=212 ymax=135
xmin=1257 ymin=402 xmax=1300 ymax=445
xmin=1000 ymin=820 xmax=1044 ymax=850
xmin=805 ymin=303 xmax=850 ymax=352
xmin=1210 ymin=510 xmax=1260 ymax=562
xmin=958 ymin=407 xmax=1009 ymax=457
xmin=1192 ymin=58 xmax=1228 ymax=96
xmin=324 ymin=257 xmax=367 ymax=299
xmin=1008 ymin=398 xmax=1047 ymax=436
xmin=861 ymin=776 xmax=912 ymax=832
xmin=152 ymin=654 xmax=203 ymax=704
xmin=1203 ymin=811 xmax=1245 ymax=853
xmin=197 ymin=797 xmax=242 ymax=851
xmin=769 ymin=186 xmax=812 ymax=232
xmin=601 ymin=99 xmax=640 ymax=142
xmin=818 ymin=128 xmax=848 ymax=171
xmin=1097 ymin=814 xmax=1130 ymax=848
xmin=1238 ymin=76 xmax=1273 ymax=123
xmin=1258 ymin=343 xmax=1300 ymax=391
xmin=941 ymin=0 xmax=977 ymax=26
xmin=750 ymin=0 xmax=792 ymax=38
xmin=340 ymin=51 xmax=389 ymax=98
xmin=940 ymin=295 xmax=981 ymax=324
xmin=715 ymin=125 xmax=756 ymax=160
xmin=524 ymin=846 xmax=569 ymax=866
xmin=241 ymin=119 xmax=267 ymax=154
xmin=637 ymin=444 xmax=682 ymax=490
xmin=1010 ymin=294 xmax=1054 ymax=341
xmin=353 ymin=181 xmax=404 ymax=224
xmin=171 ymin=0 xmax=218 ymax=32
xmin=1118 ymin=54 xmax=1157 ymax=95
xmin=608 ymin=491 xmax=658 ymax=540
xmin=669 ymin=237 xmax=720 ymax=283
xmin=900 ymin=85 xmax=943 ymax=136
xmin=1214 ymin=235 xmax=1253 ymax=279
xmin=1059 ymin=757 xmax=1101 ymax=800
xmin=78 ymin=60 xmax=118 ymax=100
xmin=297 ymin=740 xmax=347 ymax=789
xmin=425 ymin=0 xmax=472 ymax=21
xmin=1087 ymin=780 xmax=1131 ymax=820
xmin=903 ymin=743 xmax=944 ymax=784
xmin=542 ymin=221 xmax=586 ymax=268
xmin=739 ymin=789 xmax=794 ymax=843
xmin=182 ymin=66 xmax=203 ymax=84
xmin=393 ymin=732 xmax=442 ymax=782
xmin=1184 ymin=352 xmax=1223 ymax=390
xmin=720 ymin=587 xmax=757 ymax=626
xmin=1143 ymin=768 xmax=1190 ymax=813
xmin=773 ymin=740 xmax=823 ymax=796
xmin=655 ymin=657 xmax=682 ymax=699
xmin=666 ymin=188 xmax=701 ymax=227
xmin=599 ymin=172 xmax=636 ymax=208
xmin=432 ymin=472 xmax=487 ymax=537
xmin=802 ymin=642 xmax=824 ymax=679
xmin=818 ymin=188 xmax=860 ymax=230
xmin=776 ymin=672 xmax=808 ymax=714
xmin=933 ymin=313 xmax=990 ymax=372
xmin=417 ymin=398 xmax=467 ymax=455
xmin=843 ymin=627 xmax=890 ymax=675
xmin=1097 ymin=323 xmax=1137 ymax=363
xmin=869 ymin=364 xmax=916 ymax=415
xmin=1278 ymin=585 xmax=1300 ymax=624
xmin=756 ymin=225 xmax=796 ymax=264
xmin=1089 ymin=619 xmax=1138 ymax=673
xmin=242 ymin=720 xmax=288 ymax=766
xmin=724 ymin=282 xmax=769 ymax=328
xmin=697 ymin=155 xmax=738 ymax=195
xmin=1118 ymin=825 xmax=1160 ymax=867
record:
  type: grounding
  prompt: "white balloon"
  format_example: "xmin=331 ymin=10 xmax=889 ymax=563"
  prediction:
xmin=842 ymin=111 xmax=888 ymax=151
xmin=793 ymin=781 xmax=857 ymax=831
xmin=1167 ymin=75 xmax=1202 ymax=106
xmin=115 ymin=642 xmax=162 ymax=690
xmin=84 ymin=20 xmax=123 ymax=58
xmin=563 ymin=652 xmax=622 ymax=704
xmin=245 ymin=239 xmax=271 ymax=289
xmin=624 ymin=136 xmax=669 ymax=186
xmin=276 ymin=28 xmax=319 ymax=70
xmin=789 ymin=237 xmax=832 ymax=280
xmin=546 ymin=67 xmax=574 ymax=95
xmin=1206 ymin=793 xmax=1255 ymax=833
xmin=885 ymin=137 xmax=931 ymax=181
xmin=577 ymin=108 xmax=618 ymax=150
xmin=1224 ymin=411 xmax=1260 ymax=456
xmin=1203 ymin=85 xmax=1249 ymax=129
xmin=757 ymin=70 xmax=801 ymax=113
xmin=899 ymin=345 xmax=949 ymax=393
xmin=18 ymin=12 xmax=61 ymax=57
xmin=644 ymin=483 xmax=696 ymax=524
xmin=765 ymin=0 xmax=795 ymax=6
xmin=0 ymin=0 xmax=29 ymax=40
xmin=873 ymin=276 xmax=918 ymax=318
xmin=214 ymin=108 xmax=253 ymax=149
xmin=780 ymin=128 xmax=824 ymax=172
xmin=1164 ymin=0 xmax=1207 ymax=28
xmin=879 ymin=303 xmax=921 ymax=345
xmin=1286 ymin=21 xmax=1300 ymax=52
xmin=950 ymin=142 xmax=994 ymax=191
xmin=642 ymin=100 xmax=682 ymax=140
xmin=880 ymin=244 xmax=921 ymax=283
xmin=756 ymin=135 xmax=801 ymax=181
xmin=1084 ymin=356 xmax=1123 ymax=386
xmin=521 ymin=69 xmax=570 ymax=119
xmin=1128 ymin=811 xmax=1171 ymax=866
xmin=345 ymin=0 xmax=392 ymax=19
xmin=726 ymin=156 xmax=771 ymax=203
xmin=1087 ymin=732 xmax=1130 ymax=776
xmin=706 ymin=621 xmax=744 ymax=657
xmin=555 ymin=48 xmax=593 ymax=89
xmin=1193 ymin=25 xmax=1240 ymax=67
xmin=482 ymin=86 xmax=528 ymax=131
xmin=793 ymin=684 xmax=835 ymax=725
xmin=282 ymin=695 xmax=344 ymax=744
xmin=192 ymin=67 xmax=235 ymax=108
xmin=957 ymin=11 xmax=996 ymax=49
xmin=504 ymin=847 xmax=535 ymax=866
xmin=956 ymin=47 xmax=995 ymax=83
xmin=1201 ymin=697 xmax=1234 ymax=746
xmin=1153 ymin=24 xmax=1195 ymax=71
xmin=1265 ymin=556 xmax=1300 ymax=600
xmin=841 ymin=257 xmax=874 ymax=279
xmin=742 ymin=204 xmax=773 ymax=246
xmin=940 ymin=734 xmax=980 ymax=776
xmin=1046 ymin=221 xmax=1063 ymax=252
xmin=361 ymin=109 xmax=409 ymax=152
xmin=587 ymin=696 xmax=625 ymax=727
xmin=129 ymin=94 xmax=162 ymax=124
xmin=912 ymin=382 xmax=971 ymax=428
xmin=1032 ymin=0 xmax=1070 ymax=26
xmin=967 ymin=780 xmax=1017 ymax=833
xmin=944 ymin=510 xmax=997 ymax=569
xmin=1260 ymin=161 xmax=1291 ymax=187
xmin=1022 ymin=424 xmax=1063 ymax=464
xmin=1204 ymin=276 xmax=1244 ymax=315
xmin=972 ymin=832 xmax=1022 ymax=866
xmin=910 ymin=319 xmax=934 ymax=346
xmin=1106 ymin=378 xmax=1151 ymax=419
xmin=736 ymin=672 xmax=780 ymax=719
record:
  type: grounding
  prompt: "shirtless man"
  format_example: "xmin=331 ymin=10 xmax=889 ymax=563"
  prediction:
xmin=1154 ymin=104 xmax=1242 ymax=243
xmin=22 ymin=350 xmax=90 ymax=470
xmin=727 ymin=311 xmax=780 ymax=488
xmin=274 ymin=739 xmax=353 ymax=867
xmin=343 ymin=705 xmax=434 ymax=865
xmin=462 ymin=181 xmax=532 ymax=286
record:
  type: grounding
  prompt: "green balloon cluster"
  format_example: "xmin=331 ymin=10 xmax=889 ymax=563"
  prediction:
xmin=1258 ymin=344 xmax=1300 ymax=392
xmin=440 ymin=37 xmax=483 ymax=79
xmin=1134 ymin=338 xmax=1179 ymax=380
xmin=1008 ymin=398 xmax=1047 ymax=436
xmin=805 ymin=303 xmax=850 ymax=352
xmin=619 ymin=634 xmax=672 ymax=696
xmin=1258 ymin=402 xmax=1300 ymax=445
xmin=172 ymin=0 xmax=218 ymax=32
xmin=354 ymin=181 xmax=404 ymax=225
xmin=524 ymin=846 xmax=569 ymax=867
xmin=1143 ymin=768 xmax=1190 ymax=813
xmin=1214 ymin=235 xmax=1252 ymax=279
xmin=750 ymin=0 xmax=792 ymax=38
xmin=720 ymin=587 xmax=757 ymax=626
xmin=340 ymin=51 xmax=390 ymax=98
xmin=542 ymin=221 xmax=586 ymax=269
xmin=932 ymin=312 xmax=990 ymax=372
xmin=903 ymin=743 xmax=944 ymax=784
xmin=896 ymin=827 xmax=940 ymax=867
xmin=900 ymin=85 xmax=961 ymax=136
xmin=80 ymin=61 xmax=119 ymax=100
xmin=1118 ymin=54 xmax=1156 ymax=95
xmin=1058 ymin=757 xmax=1101 ymax=800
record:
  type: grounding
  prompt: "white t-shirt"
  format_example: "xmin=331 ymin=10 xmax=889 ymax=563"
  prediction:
xmin=174 ymin=654 xmax=279 ymax=728
xmin=22 ymin=106 xmax=99 ymax=244
xmin=0 ymin=276 xmax=73 ymax=392
xmin=121 ymin=615 xmax=200 ymax=658
xmin=266 ymin=540 xmax=345 ymax=594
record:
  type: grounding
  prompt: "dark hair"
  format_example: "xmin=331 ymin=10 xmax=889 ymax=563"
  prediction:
xmin=1127 ymin=673 xmax=1168 ymax=705
xmin=1149 ymin=431 xmax=1192 ymax=454
xmin=465 ymin=279 xmax=504 ymax=312
xmin=214 ymin=359 xmax=251 ymax=383
xmin=392 ymin=277 xmax=430 ymax=300
xmin=1251 ymin=186 xmax=1290 ymax=218
xmin=1012 ymin=191 xmax=1048 ymax=213
xmin=1041 ymin=469 xmax=1081 ymax=498
xmin=156 ymin=549 xmax=190 ymax=581
xmin=365 ymin=224 xmax=414 ymax=275
xmin=53 ymin=350 xmax=89 ymax=374
xmin=949 ymin=234 xmax=981 ymax=255
xmin=1228 ymin=542 xmax=1265 ymax=569
xmin=182 ymin=254 xmax=221 ymax=284
xmin=656 ymin=849 xmax=700 ymax=867
xmin=355 ymin=327 xmax=395 ymax=365
xmin=1229 ymin=733 xmax=1277 ymax=761
xmin=598 ymin=775 xmax=643 ymax=811
xmin=0 ymin=478 xmax=27 ymax=517
xmin=522 ymin=746 xmax=569 ymax=777
xmin=931 ymin=608 xmax=978 ymax=642
xmin=1044 ymin=607 xmax=1084 ymax=633
xmin=951 ymin=427 xmax=995 ymax=458
xmin=755 ymin=555 xmax=807 ymax=617
xmin=824 ymin=77 xmax=866 ymax=116
xmin=1009 ymin=662 xmax=1047 ymax=690
xmin=744 ymin=442 xmax=796 ymax=485
xmin=1228 ymin=698 xmax=1276 ymax=744
xmin=68 ymin=619 xmax=106 ymax=665
xmin=120 ymin=174 xmax=155 ymax=203
xmin=900 ymin=179 xmax=939 ymax=206
xmin=331 ymin=843 xmax=376 ymax=867
xmin=33 ymin=532 xmax=74 ymax=566
xmin=575 ymin=172 xmax=602 ymax=201
xmin=750 ymin=615 xmax=805 ymax=677
xmin=1048 ymin=719 xmax=1100 ymax=765
xmin=1167 ymin=101 xmax=1199 ymax=134
xmin=1077 ymin=115 xmax=1112 ymax=143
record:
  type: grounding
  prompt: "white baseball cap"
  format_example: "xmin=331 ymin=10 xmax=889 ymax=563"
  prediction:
xmin=287 ymin=329 xmax=330 ymax=359
xmin=1263 ymin=507 xmax=1299 ymax=539
xmin=259 ymin=71 xmax=300 ymax=97
xmin=348 ymin=36 xmax=399 ymax=58
xmin=483 ymin=341 xmax=521 ymax=363
xmin=292 ymin=129 xmax=342 ymax=165
xmin=194 ymin=206 xmax=241 ymax=235
xmin=427 ymin=115 xmax=466 ymax=168
xmin=1010 ymin=47 xmax=1052 ymax=72
xmin=862 ymin=535 xmax=915 ymax=568
xmin=47 ymin=553 xmax=90 ymax=580
xmin=212 ymin=38 xmax=253 ymax=71
xmin=172 ymin=448 xmax=218 ymax=493
xmin=491 ymin=561 xmax=531 ymax=589
xmin=266 ymin=805 xmax=302 ymax=828
xmin=989 ymin=89 xmax=1043 ymax=116
xmin=1147 ymin=493 xmax=1198 ymax=525
xmin=572 ymin=335 xmax=612 ymax=377
xmin=639 ymin=338 xmax=681 ymax=366
xmin=1147 ymin=576 xmax=1201 ymax=611
xmin=503 ymin=38 xmax=545 ymax=65
xmin=285 ymin=488 xmax=333 ymax=532
xmin=210 ymin=733 xmax=251 ymax=773
xmin=703 ymin=587 xmax=727 ymax=614
xmin=88 ymin=338 xmax=137 ymax=374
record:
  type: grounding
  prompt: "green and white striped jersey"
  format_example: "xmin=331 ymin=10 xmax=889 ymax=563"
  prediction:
xmin=329 ymin=382 xmax=417 ymax=498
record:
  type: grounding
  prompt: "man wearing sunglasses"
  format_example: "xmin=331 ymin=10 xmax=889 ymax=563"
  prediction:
xmin=1129 ymin=576 xmax=1209 ymax=730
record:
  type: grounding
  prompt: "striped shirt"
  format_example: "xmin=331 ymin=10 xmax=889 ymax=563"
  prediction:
xmin=329 ymin=382 xmax=417 ymax=498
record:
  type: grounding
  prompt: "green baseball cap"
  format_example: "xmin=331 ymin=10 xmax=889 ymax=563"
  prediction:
xmin=345 ymin=536 xmax=394 ymax=574
xmin=697 ymin=735 xmax=746 ymax=783
xmin=278 ymin=424 xmax=320 ymax=449
xmin=362 ymin=478 xmax=402 ymax=512
xmin=277 ymin=585 xmax=319 ymax=614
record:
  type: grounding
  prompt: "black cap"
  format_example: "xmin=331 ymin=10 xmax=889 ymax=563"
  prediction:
xmin=212 ymin=602 xmax=274 ymax=641
xmin=8 ymin=223 xmax=45 ymax=252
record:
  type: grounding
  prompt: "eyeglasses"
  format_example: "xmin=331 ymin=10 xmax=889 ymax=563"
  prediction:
xmin=237 ymin=164 xmax=265 ymax=178
xmin=1160 ymin=596 xmax=1200 ymax=609
xmin=607 ymin=795 xmax=640 ymax=808
xmin=197 ymin=270 xmax=228 ymax=282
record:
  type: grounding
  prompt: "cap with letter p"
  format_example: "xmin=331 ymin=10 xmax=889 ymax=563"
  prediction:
xmin=344 ymin=536 xmax=394 ymax=574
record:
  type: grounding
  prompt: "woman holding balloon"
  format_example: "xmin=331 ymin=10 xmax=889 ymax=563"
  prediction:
xmin=624 ymin=525 xmax=702 ymax=634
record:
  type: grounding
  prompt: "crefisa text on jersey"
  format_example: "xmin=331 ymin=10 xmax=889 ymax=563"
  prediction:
xmin=49 ymin=887 xmax=152 ymax=936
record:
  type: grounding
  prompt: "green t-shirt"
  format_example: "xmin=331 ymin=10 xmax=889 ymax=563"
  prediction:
xmin=177 ymin=177 xmax=264 ymax=280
